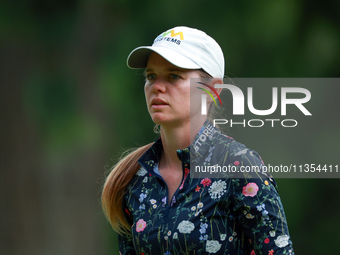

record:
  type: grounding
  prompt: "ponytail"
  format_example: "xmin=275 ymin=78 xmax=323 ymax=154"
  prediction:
xmin=101 ymin=143 xmax=153 ymax=235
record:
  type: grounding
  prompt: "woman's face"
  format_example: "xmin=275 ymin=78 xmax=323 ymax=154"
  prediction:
xmin=144 ymin=52 xmax=204 ymax=128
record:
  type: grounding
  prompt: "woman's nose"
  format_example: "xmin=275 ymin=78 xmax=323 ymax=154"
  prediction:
xmin=152 ymin=77 xmax=166 ymax=92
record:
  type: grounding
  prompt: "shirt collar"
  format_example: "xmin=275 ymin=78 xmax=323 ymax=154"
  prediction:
xmin=138 ymin=120 xmax=220 ymax=173
xmin=190 ymin=119 xmax=220 ymax=163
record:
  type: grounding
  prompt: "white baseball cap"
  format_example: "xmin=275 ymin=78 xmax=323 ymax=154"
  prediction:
xmin=127 ymin=26 xmax=225 ymax=78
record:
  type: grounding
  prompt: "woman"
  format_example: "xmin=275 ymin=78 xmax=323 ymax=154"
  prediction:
xmin=102 ymin=26 xmax=294 ymax=255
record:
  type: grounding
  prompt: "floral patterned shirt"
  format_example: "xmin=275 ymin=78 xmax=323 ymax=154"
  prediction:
xmin=119 ymin=120 xmax=294 ymax=255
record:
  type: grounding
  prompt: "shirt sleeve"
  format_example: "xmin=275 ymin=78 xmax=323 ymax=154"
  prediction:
xmin=118 ymin=233 xmax=137 ymax=255
xmin=228 ymin=144 xmax=295 ymax=254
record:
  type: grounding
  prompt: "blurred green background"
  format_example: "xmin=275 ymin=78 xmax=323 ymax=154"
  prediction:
xmin=1 ymin=0 xmax=339 ymax=254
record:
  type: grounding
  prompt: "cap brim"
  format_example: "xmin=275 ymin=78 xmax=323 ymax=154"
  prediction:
xmin=127 ymin=46 xmax=200 ymax=70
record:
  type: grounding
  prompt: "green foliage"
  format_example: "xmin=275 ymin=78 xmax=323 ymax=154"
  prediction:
xmin=3 ymin=0 xmax=340 ymax=254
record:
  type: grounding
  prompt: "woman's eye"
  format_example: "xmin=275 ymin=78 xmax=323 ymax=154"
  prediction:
xmin=146 ymin=74 xmax=156 ymax=80
xmin=169 ymin=74 xmax=180 ymax=79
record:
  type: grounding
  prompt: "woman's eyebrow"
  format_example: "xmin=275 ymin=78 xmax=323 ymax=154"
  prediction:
xmin=144 ymin=68 xmax=153 ymax=73
xmin=145 ymin=67 xmax=184 ymax=72
xmin=167 ymin=68 xmax=185 ymax=73
xmin=144 ymin=67 xmax=186 ymax=76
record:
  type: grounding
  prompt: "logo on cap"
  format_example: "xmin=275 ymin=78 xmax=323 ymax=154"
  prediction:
xmin=162 ymin=29 xmax=184 ymax=40
xmin=154 ymin=29 xmax=184 ymax=45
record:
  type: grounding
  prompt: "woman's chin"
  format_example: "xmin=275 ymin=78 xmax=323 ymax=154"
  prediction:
xmin=150 ymin=112 xmax=166 ymax=123
xmin=151 ymin=117 xmax=168 ymax=125
xmin=151 ymin=115 xmax=178 ymax=127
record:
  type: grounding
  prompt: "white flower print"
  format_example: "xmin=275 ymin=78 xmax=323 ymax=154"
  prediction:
xmin=234 ymin=149 xmax=248 ymax=156
xmin=173 ymin=232 xmax=178 ymax=239
xmin=142 ymin=176 xmax=148 ymax=183
xmin=150 ymin=199 xmax=157 ymax=204
xmin=197 ymin=202 xmax=204 ymax=208
xmin=177 ymin=220 xmax=195 ymax=234
xmin=205 ymin=240 xmax=222 ymax=253
xmin=208 ymin=180 xmax=227 ymax=200
xmin=245 ymin=213 xmax=255 ymax=219
xmin=275 ymin=235 xmax=290 ymax=248
xmin=191 ymin=206 xmax=196 ymax=211
xmin=269 ymin=230 xmax=276 ymax=237
xmin=136 ymin=167 xmax=147 ymax=176
xmin=195 ymin=209 xmax=202 ymax=217
xmin=220 ymin=234 xmax=226 ymax=241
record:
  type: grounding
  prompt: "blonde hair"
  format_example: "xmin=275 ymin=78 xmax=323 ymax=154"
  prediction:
xmin=101 ymin=143 xmax=153 ymax=236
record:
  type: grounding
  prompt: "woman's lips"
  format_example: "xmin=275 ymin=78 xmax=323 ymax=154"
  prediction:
xmin=151 ymin=98 xmax=168 ymax=109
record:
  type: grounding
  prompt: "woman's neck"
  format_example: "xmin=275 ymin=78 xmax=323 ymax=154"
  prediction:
xmin=159 ymin=117 xmax=206 ymax=169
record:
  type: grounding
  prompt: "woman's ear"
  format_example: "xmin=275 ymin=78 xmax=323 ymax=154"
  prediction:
xmin=205 ymin=78 xmax=223 ymax=104
xmin=212 ymin=78 xmax=223 ymax=96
